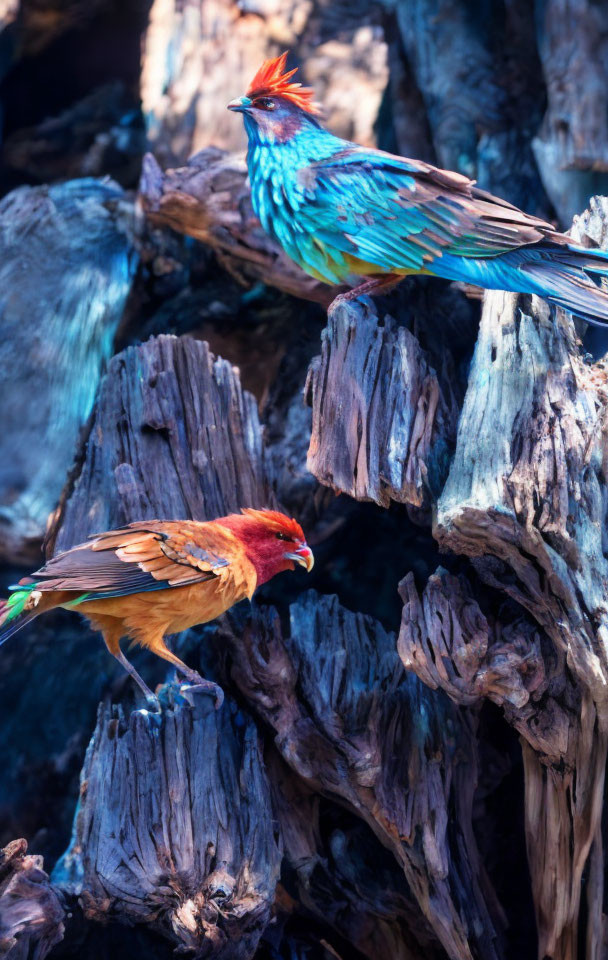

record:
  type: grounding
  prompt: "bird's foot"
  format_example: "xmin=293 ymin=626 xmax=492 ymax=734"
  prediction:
xmin=144 ymin=692 xmax=162 ymax=714
xmin=179 ymin=671 xmax=225 ymax=710
xmin=328 ymin=275 xmax=401 ymax=312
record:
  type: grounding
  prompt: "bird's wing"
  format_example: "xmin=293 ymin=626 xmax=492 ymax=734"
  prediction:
xmin=19 ymin=521 xmax=243 ymax=599
xmin=297 ymin=146 xmax=565 ymax=272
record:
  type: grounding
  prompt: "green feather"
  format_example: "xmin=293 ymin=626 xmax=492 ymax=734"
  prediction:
xmin=5 ymin=585 xmax=37 ymax=622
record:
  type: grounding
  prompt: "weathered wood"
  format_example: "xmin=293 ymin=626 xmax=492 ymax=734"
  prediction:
xmin=398 ymin=569 xmax=572 ymax=762
xmin=393 ymin=197 xmax=608 ymax=958
xmin=140 ymin=0 xmax=387 ymax=163
xmin=138 ymin=150 xmax=333 ymax=305
xmin=266 ymin=749 xmax=444 ymax=960
xmin=50 ymin=333 xmax=274 ymax=555
xmin=227 ymin=591 xmax=503 ymax=960
xmin=533 ymin=0 xmax=608 ymax=223
xmin=53 ymin=692 xmax=281 ymax=958
xmin=0 ymin=839 xmax=64 ymax=960
xmin=389 ymin=0 xmax=549 ymax=216
xmin=305 ymin=299 xmax=459 ymax=514
xmin=0 ymin=178 xmax=137 ymax=564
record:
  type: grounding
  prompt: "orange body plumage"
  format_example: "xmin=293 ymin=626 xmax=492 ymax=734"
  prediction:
xmin=0 ymin=509 xmax=313 ymax=708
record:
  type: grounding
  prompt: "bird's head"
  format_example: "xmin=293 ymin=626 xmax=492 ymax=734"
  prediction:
xmin=220 ymin=508 xmax=314 ymax=586
xmin=227 ymin=52 xmax=322 ymax=144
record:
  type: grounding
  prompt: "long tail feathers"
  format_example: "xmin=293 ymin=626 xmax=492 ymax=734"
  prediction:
xmin=524 ymin=243 xmax=608 ymax=327
xmin=0 ymin=585 xmax=42 ymax=646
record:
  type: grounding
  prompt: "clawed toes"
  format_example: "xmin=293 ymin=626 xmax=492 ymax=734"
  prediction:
xmin=179 ymin=679 xmax=225 ymax=710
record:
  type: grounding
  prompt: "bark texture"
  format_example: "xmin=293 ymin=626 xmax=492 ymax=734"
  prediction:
xmin=53 ymin=694 xmax=281 ymax=957
xmin=138 ymin=149 xmax=332 ymax=305
xmin=50 ymin=333 xmax=274 ymax=555
xmin=305 ymin=299 xmax=458 ymax=513
xmin=0 ymin=839 xmax=64 ymax=960
xmin=2 ymin=5 xmax=608 ymax=960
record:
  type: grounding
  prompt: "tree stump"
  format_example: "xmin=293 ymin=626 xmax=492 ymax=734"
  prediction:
xmin=0 ymin=839 xmax=64 ymax=960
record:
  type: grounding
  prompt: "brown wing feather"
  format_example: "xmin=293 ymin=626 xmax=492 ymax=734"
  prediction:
xmin=21 ymin=521 xmax=242 ymax=596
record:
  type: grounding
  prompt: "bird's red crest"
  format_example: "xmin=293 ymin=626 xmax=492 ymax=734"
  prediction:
xmin=246 ymin=52 xmax=321 ymax=116
xmin=240 ymin=507 xmax=305 ymax=541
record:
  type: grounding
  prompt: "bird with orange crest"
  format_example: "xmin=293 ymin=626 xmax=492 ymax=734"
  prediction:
xmin=229 ymin=52 xmax=608 ymax=324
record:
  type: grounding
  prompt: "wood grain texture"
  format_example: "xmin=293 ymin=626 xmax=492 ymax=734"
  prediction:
xmin=138 ymin=150 xmax=333 ymax=305
xmin=228 ymin=591 xmax=503 ymax=960
xmin=305 ymin=298 xmax=458 ymax=514
xmin=53 ymin=693 xmax=281 ymax=958
xmin=49 ymin=334 xmax=275 ymax=555
xmin=391 ymin=199 xmax=608 ymax=959
xmin=0 ymin=839 xmax=64 ymax=960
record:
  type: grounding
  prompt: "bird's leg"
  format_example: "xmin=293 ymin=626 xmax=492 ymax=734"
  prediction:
xmin=329 ymin=274 xmax=402 ymax=311
xmin=98 ymin=621 xmax=161 ymax=712
xmin=112 ymin=649 xmax=162 ymax=713
xmin=144 ymin=633 xmax=225 ymax=709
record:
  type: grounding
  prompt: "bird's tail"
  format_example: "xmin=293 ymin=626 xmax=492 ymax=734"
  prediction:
xmin=521 ymin=243 xmax=608 ymax=327
xmin=0 ymin=584 xmax=43 ymax=646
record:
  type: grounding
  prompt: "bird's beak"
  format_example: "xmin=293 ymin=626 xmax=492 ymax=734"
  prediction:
xmin=285 ymin=544 xmax=314 ymax=572
xmin=227 ymin=96 xmax=252 ymax=113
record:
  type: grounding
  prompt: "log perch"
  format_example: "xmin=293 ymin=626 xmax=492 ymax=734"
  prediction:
xmin=138 ymin=150 xmax=334 ymax=305
xmin=53 ymin=691 xmax=281 ymax=958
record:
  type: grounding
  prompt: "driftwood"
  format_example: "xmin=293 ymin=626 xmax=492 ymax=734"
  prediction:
xmin=53 ymin=693 xmax=281 ymax=957
xmin=138 ymin=150 xmax=332 ymax=305
xmin=39 ymin=326 xmax=502 ymax=960
xmin=0 ymin=178 xmax=137 ymax=564
xmin=0 ymin=839 xmax=64 ymax=960
xmin=227 ymin=592 xmax=502 ymax=960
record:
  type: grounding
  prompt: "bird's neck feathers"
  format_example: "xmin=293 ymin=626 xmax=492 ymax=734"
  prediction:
xmin=218 ymin=515 xmax=294 ymax=588
xmin=244 ymin=112 xmax=341 ymax=163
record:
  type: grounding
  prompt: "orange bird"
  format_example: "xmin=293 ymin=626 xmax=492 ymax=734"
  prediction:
xmin=0 ymin=509 xmax=313 ymax=710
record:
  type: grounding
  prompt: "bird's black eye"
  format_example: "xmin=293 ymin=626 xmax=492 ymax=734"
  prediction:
xmin=255 ymin=97 xmax=276 ymax=111
xmin=275 ymin=532 xmax=291 ymax=541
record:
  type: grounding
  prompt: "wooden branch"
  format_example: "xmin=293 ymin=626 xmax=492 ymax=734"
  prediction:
xmin=0 ymin=839 xmax=64 ymax=960
xmin=0 ymin=179 xmax=136 ymax=564
xmin=227 ymin=592 xmax=503 ymax=960
xmin=305 ymin=299 xmax=459 ymax=514
xmin=49 ymin=333 xmax=275 ymax=555
xmin=53 ymin=693 xmax=281 ymax=957
xmin=138 ymin=150 xmax=334 ymax=305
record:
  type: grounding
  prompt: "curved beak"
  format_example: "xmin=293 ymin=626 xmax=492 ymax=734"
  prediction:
xmin=227 ymin=96 xmax=252 ymax=113
xmin=285 ymin=544 xmax=314 ymax=573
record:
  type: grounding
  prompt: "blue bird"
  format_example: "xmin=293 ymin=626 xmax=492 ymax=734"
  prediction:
xmin=228 ymin=52 xmax=608 ymax=324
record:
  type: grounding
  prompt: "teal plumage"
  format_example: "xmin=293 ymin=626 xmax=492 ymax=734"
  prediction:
xmin=229 ymin=53 xmax=608 ymax=325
